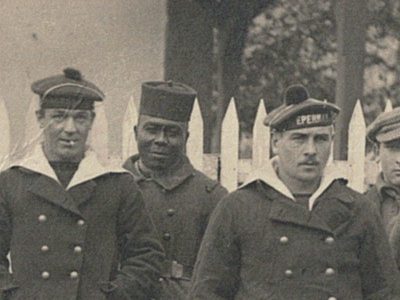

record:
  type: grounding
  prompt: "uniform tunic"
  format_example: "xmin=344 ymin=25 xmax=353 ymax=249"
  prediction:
xmin=0 ymin=146 xmax=164 ymax=300
xmin=189 ymin=163 xmax=400 ymax=300
xmin=123 ymin=155 xmax=227 ymax=299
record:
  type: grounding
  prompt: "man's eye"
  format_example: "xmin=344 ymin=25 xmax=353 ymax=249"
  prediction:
xmin=166 ymin=129 xmax=180 ymax=136
xmin=145 ymin=127 xmax=158 ymax=134
xmin=52 ymin=115 xmax=65 ymax=121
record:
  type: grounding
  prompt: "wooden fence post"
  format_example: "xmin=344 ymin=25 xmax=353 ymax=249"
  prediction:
xmin=0 ymin=97 xmax=10 ymax=170
xmin=220 ymin=98 xmax=239 ymax=192
xmin=89 ymin=103 xmax=109 ymax=162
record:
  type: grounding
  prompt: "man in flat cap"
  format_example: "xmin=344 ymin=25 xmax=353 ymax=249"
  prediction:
xmin=366 ymin=107 xmax=400 ymax=269
xmin=0 ymin=68 xmax=164 ymax=300
xmin=189 ymin=85 xmax=400 ymax=300
xmin=123 ymin=81 xmax=227 ymax=299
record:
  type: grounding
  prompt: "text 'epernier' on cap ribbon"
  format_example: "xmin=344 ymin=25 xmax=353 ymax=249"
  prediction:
xmin=140 ymin=81 xmax=197 ymax=122
xmin=367 ymin=107 xmax=400 ymax=143
xmin=31 ymin=68 xmax=105 ymax=110
xmin=264 ymin=84 xmax=340 ymax=131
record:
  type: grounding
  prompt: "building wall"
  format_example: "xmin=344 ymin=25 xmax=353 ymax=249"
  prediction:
xmin=0 ymin=0 xmax=166 ymax=155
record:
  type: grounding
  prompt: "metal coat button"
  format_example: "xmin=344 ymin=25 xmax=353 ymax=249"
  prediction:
xmin=74 ymin=246 xmax=82 ymax=254
xmin=38 ymin=214 xmax=47 ymax=222
xmin=41 ymin=245 xmax=49 ymax=252
xmin=77 ymin=219 xmax=85 ymax=226
xmin=167 ymin=209 xmax=175 ymax=216
xmin=41 ymin=271 xmax=50 ymax=279
xmin=325 ymin=236 xmax=335 ymax=244
xmin=328 ymin=297 xmax=337 ymax=300
xmin=284 ymin=269 xmax=293 ymax=277
xmin=70 ymin=271 xmax=79 ymax=279
xmin=163 ymin=233 xmax=171 ymax=241
xmin=325 ymin=268 xmax=335 ymax=276
xmin=279 ymin=236 xmax=289 ymax=244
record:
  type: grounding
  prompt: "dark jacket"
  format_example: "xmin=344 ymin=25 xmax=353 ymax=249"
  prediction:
xmin=0 ymin=147 xmax=164 ymax=300
xmin=123 ymin=155 xmax=227 ymax=298
xmin=189 ymin=177 xmax=400 ymax=300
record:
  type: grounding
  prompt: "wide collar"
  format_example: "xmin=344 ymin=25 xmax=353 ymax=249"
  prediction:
xmin=10 ymin=144 xmax=128 ymax=190
xmin=241 ymin=157 xmax=348 ymax=211
xmin=123 ymin=154 xmax=195 ymax=191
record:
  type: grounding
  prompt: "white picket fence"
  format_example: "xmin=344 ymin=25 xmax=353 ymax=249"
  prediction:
xmin=0 ymin=96 xmax=391 ymax=193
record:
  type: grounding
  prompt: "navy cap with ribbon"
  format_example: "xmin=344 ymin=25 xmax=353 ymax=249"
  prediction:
xmin=31 ymin=68 xmax=104 ymax=110
xmin=264 ymin=84 xmax=340 ymax=131
xmin=367 ymin=107 xmax=400 ymax=143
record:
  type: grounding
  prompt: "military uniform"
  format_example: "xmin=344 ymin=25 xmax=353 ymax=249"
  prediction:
xmin=124 ymin=155 xmax=226 ymax=298
xmin=125 ymin=80 xmax=227 ymax=299
xmin=0 ymin=68 xmax=164 ymax=300
xmin=189 ymin=162 xmax=400 ymax=300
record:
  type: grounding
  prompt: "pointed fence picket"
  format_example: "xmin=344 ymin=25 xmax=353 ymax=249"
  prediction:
xmin=252 ymin=99 xmax=270 ymax=172
xmin=122 ymin=96 xmax=138 ymax=161
xmin=0 ymin=97 xmax=10 ymax=169
xmin=220 ymin=98 xmax=239 ymax=192
xmin=347 ymin=100 xmax=366 ymax=192
xmin=384 ymin=99 xmax=393 ymax=112
xmin=89 ymin=102 xmax=109 ymax=162
xmin=187 ymin=98 xmax=203 ymax=171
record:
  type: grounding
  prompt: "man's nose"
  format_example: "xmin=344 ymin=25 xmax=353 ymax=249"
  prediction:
xmin=154 ymin=130 xmax=168 ymax=144
xmin=304 ymin=138 xmax=317 ymax=155
xmin=63 ymin=116 xmax=77 ymax=133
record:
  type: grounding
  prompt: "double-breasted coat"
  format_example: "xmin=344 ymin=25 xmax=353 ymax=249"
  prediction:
xmin=189 ymin=163 xmax=400 ymax=300
xmin=0 ymin=146 xmax=164 ymax=300
xmin=123 ymin=155 xmax=227 ymax=299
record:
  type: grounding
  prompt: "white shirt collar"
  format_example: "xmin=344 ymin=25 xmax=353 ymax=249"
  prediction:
xmin=240 ymin=157 xmax=347 ymax=210
xmin=9 ymin=145 xmax=127 ymax=190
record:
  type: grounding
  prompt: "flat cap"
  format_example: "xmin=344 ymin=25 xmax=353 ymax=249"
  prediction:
xmin=31 ymin=68 xmax=104 ymax=110
xmin=264 ymin=84 xmax=340 ymax=131
xmin=139 ymin=81 xmax=196 ymax=122
xmin=367 ymin=107 xmax=400 ymax=143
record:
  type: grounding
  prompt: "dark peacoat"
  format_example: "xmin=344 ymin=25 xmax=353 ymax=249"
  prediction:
xmin=0 ymin=147 xmax=164 ymax=300
xmin=189 ymin=176 xmax=400 ymax=300
xmin=123 ymin=155 xmax=227 ymax=299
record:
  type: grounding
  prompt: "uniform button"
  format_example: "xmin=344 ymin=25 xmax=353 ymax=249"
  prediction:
xmin=38 ymin=214 xmax=47 ymax=222
xmin=325 ymin=268 xmax=335 ymax=276
xmin=167 ymin=209 xmax=175 ymax=216
xmin=74 ymin=246 xmax=82 ymax=254
xmin=70 ymin=271 xmax=79 ymax=279
xmin=159 ymin=277 xmax=164 ymax=282
xmin=328 ymin=297 xmax=337 ymax=300
xmin=41 ymin=245 xmax=49 ymax=252
xmin=41 ymin=271 xmax=50 ymax=279
xmin=161 ymin=188 xmax=167 ymax=194
xmin=284 ymin=269 xmax=293 ymax=277
xmin=77 ymin=219 xmax=85 ymax=226
xmin=163 ymin=233 xmax=171 ymax=241
xmin=325 ymin=236 xmax=335 ymax=244
xmin=279 ymin=236 xmax=289 ymax=244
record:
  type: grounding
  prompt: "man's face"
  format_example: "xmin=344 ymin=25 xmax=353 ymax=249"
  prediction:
xmin=272 ymin=126 xmax=333 ymax=185
xmin=37 ymin=108 xmax=95 ymax=162
xmin=135 ymin=115 xmax=188 ymax=171
xmin=379 ymin=139 xmax=400 ymax=186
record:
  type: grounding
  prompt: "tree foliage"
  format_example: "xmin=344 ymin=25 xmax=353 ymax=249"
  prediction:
xmin=238 ymin=0 xmax=400 ymax=132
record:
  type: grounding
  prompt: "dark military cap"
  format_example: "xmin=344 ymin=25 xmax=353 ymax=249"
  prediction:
xmin=140 ymin=81 xmax=197 ymax=122
xmin=264 ymin=84 xmax=340 ymax=131
xmin=31 ymin=68 xmax=104 ymax=110
xmin=367 ymin=107 xmax=400 ymax=143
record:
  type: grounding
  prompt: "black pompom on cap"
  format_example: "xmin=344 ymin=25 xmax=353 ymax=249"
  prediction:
xmin=284 ymin=84 xmax=309 ymax=105
xmin=63 ymin=68 xmax=82 ymax=81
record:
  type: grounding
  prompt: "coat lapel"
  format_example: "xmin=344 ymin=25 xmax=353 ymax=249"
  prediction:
xmin=68 ymin=180 xmax=97 ymax=207
xmin=27 ymin=175 xmax=82 ymax=216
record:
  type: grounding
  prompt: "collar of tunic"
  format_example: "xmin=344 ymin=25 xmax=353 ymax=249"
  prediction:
xmin=9 ymin=144 xmax=128 ymax=190
xmin=123 ymin=154 xmax=195 ymax=191
xmin=240 ymin=156 xmax=347 ymax=211
xmin=375 ymin=172 xmax=400 ymax=202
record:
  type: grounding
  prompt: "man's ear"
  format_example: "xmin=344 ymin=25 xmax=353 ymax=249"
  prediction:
xmin=185 ymin=131 xmax=190 ymax=143
xmin=35 ymin=110 xmax=45 ymax=128
xmin=271 ymin=131 xmax=281 ymax=156
xmin=372 ymin=142 xmax=380 ymax=160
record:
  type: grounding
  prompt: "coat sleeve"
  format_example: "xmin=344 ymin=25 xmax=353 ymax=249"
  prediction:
xmin=189 ymin=196 xmax=240 ymax=300
xmin=105 ymin=175 xmax=165 ymax=300
xmin=359 ymin=199 xmax=400 ymax=300
xmin=0 ymin=173 xmax=18 ymax=299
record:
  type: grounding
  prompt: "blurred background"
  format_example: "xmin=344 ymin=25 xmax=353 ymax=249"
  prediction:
xmin=0 ymin=0 xmax=399 ymax=160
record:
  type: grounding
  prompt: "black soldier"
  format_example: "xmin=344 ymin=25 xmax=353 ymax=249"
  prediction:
xmin=123 ymin=81 xmax=227 ymax=299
